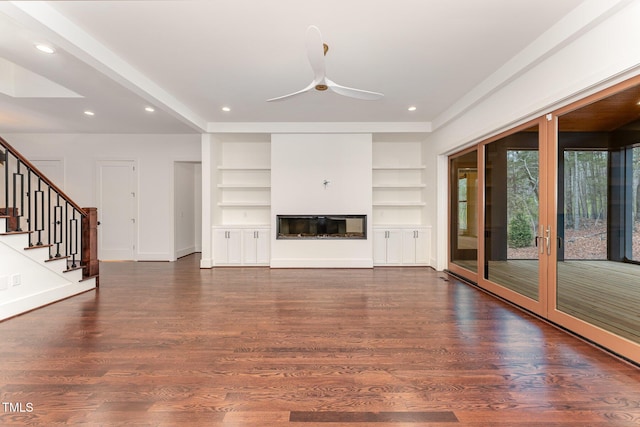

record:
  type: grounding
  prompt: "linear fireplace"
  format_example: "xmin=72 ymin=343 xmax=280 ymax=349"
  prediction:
xmin=277 ymin=215 xmax=366 ymax=239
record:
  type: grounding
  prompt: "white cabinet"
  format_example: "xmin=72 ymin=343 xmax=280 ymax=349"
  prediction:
xmin=373 ymin=229 xmax=403 ymax=265
xmin=213 ymin=228 xmax=242 ymax=265
xmin=374 ymin=226 xmax=430 ymax=266
xmin=402 ymin=228 xmax=430 ymax=264
xmin=214 ymin=226 xmax=270 ymax=266
xmin=242 ymin=228 xmax=270 ymax=265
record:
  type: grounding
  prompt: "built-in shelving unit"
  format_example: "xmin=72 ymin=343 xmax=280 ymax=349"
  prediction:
xmin=371 ymin=140 xmax=429 ymax=266
xmin=212 ymin=140 xmax=271 ymax=266
xmin=372 ymin=141 xmax=426 ymax=225
xmin=215 ymin=141 xmax=271 ymax=225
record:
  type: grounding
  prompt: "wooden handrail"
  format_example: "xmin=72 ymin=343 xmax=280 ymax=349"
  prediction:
xmin=0 ymin=136 xmax=86 ymax=216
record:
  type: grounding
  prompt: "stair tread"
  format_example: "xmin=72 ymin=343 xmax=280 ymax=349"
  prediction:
xmin=45 ymin=255 xmax=70 ymax=262
xmin=1 ymin=230 xmax=33 ymax=236
xmin=25 ymin=244 xmax=53 ymax=250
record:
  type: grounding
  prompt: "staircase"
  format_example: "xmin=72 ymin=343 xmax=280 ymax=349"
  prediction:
xmin=0 ymin=137 xmax=98 ymax=321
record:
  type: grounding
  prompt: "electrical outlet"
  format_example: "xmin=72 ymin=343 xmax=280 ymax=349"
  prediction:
xmin=11 ymin=274 xmax=21 ymax=287
xmin=0 ymin=276 xmax=8 ymax=291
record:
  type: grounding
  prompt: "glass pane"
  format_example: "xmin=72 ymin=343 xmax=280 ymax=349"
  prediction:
xmin=450 ymin=151 xmax=478 ymax=272
xmin=484 ymin=126 xmax=539 ymax=301
xmin=557 ymin=84 xmax=640 ymax=344
xmin=562 ymin=151 xmax=608 ymax=260
xmin=634 ymin=147 xmax=640 ymax=262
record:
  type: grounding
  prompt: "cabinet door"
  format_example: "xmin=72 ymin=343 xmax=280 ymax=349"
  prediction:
xmin=214 ymin=229 xmax=242 ymax=264
xmin=373 ymin=229 xmax=389 ymax=264
xmin=386 ymin=229 xmax=403 ymax=264
xmin=213 ymin=229 xmax=229 ymax=264
xmin=414 ymin=228 xmax=429 ymax=265
xmin=226 ymin=229 xmax=243 ymax=264
xmin=242 ymin=229 xmax=270 ymax=265
xmin=242 ymin=230 xmax=258 ymax=264
xmin=401 ymin=229 xmax=417 ymax=264
xmin=401 ymin=228 xmax=429 ymax=265
xmin=255 ymin=229 xmax=270 ymax=264
xmin=242 ymin=228 xmax=271 ymax=265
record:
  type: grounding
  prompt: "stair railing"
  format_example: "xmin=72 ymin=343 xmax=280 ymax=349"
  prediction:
xmin=0 ymin=136 xmax=98 ymax=280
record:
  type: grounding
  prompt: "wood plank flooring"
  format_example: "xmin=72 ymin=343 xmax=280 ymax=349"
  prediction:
xmin=0 ymin=254 xmax=639 ymax=426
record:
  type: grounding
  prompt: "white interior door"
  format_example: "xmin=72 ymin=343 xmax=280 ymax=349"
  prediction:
xmin=97 ymin=160 xmax=136 ymax=260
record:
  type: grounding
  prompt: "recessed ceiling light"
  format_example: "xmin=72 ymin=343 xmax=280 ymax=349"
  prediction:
xmin=408 ymin=106 xmax=417 ymax=112
xmin=222 ymin=106 xmax=231 ymax=112
xmin=35 ymin=43 xmax=55 ymax=54
xmin=145 ymin=106 xmax=155 ymax=113
xmin=84 ymin=110 xmax=95 ymax=116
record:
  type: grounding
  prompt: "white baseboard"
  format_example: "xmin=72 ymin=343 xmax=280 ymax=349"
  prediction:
xmin=176 ymin=246 xmax=197 ymax=259
xmin=270 ymin=258 xmax=373 ymax=268
xmin=136 ymin=252 xmax=171 ymax=261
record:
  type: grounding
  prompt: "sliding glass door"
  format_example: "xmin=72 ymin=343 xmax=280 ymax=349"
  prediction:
xmin=482 ymin=120 xmax=549 ymax=314
xmin=448 ymin=77 xmax=640 ymax=363
xmin=449 ymin=149 xmax=478 ymax=275
xmin=553 ymin=82 xmax=640 ymax=348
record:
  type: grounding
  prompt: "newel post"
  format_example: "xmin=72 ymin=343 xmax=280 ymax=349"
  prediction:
xmin=82 ymin=207 xmax=99 ymax=286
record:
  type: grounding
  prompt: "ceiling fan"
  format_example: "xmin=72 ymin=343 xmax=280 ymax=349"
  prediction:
xmin=267 ymin=25 xmax=384 ymax=102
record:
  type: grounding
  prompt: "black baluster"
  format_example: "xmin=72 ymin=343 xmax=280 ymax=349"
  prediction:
xmin=48 ymin=187 xmax=52 ymax=259
xmin=70 ymin=213 xmax=78 ymax=268
xmin=3 ymin=150 xmax=8 ymax=224
xmin=27 ymin=168 xmax=32 ymax=246
xmin=12 ymin=161 xmax=24 ymax=231
xmin=54 ymin=196 xmax=62 ymax=258
xmin=65 ymin=201 xmax=69 ymax=263
xmin=35 ymin=178 xmax=44 ymax=246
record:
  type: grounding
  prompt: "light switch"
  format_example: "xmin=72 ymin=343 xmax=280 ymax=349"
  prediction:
xmin=11 ymin=274 xmax=21 ymax=287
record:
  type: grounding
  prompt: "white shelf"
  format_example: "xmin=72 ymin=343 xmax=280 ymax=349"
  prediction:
xmin=372 ymin=165 xmax=426 ymax=170
xmin=373 ymin=202 xmax=426 ymax=207
xmin=217 ymin=184 xmax=271 ymax=189
xmin=217 ymin=202 xmax=271 ymax=207
xmin=373 ymin=184 xmax=426 ymax=189
xmin=217 ymin=166 xmax=270 ymax=171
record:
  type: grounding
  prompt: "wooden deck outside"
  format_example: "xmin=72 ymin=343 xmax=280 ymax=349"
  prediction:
xmin=466 ymin=260 xmax=640 ymax=343
xmin=0 ymin=254 xmax=639 ymax=426
xmin=557 ymin=260 xmax=640 ymax=343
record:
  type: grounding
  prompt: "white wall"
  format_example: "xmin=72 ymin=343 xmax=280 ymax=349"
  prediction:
xmin=0 ymin=231 xmax=92 ymax=321
xmin=424 ymin=0 xmax=640 ymax=271
xmin=5 ymin=133 xmax=201 ymax=261
xmin=271 ymin=133 xmax=373 ymax=267
xmin=199 ymin=133 xmax=218 ymax=268
xmin=174 ymin=161 xmax=202 ymax=259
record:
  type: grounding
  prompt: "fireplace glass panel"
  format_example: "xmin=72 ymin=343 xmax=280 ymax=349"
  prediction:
xmin=277 ymin=215 xmax=366 ymax=239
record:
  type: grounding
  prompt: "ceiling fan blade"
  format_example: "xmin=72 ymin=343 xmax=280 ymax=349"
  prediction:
xmin=306 ymin=25 xmax=326 ymax=82
xmin=325 ymin=78 xmax=384 ymax=100
xmin=266 ymin=81 xmax=316 ymax=102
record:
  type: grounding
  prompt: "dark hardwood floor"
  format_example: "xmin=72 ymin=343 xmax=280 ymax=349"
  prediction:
xmin=1 ymin=254 xmax=639 ymax=426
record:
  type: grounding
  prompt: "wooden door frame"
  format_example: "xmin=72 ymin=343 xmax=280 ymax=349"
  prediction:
xmin=545 ymin=76 xmax=640 ymax=363
xmin=474 ymin=117 xmax=548 ymax=317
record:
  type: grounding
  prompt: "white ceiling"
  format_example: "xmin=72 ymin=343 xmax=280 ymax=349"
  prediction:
xmin=0 ymin=0 xmax=593 ymax=135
